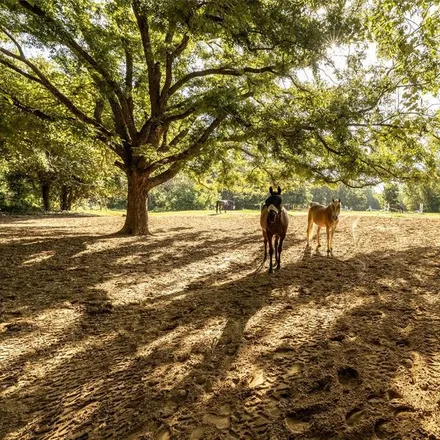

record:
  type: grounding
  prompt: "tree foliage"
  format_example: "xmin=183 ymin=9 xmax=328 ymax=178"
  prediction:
xmin=0 ymin=0 xmax=438 ymax=230
xmin=403 ymin=181 xmax=440 ymax=212
xmin=382 ymin=183 xmax=400 ymax=207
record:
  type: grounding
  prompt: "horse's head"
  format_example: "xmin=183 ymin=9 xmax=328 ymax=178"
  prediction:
xmin=265 ymin=186 xmax=283 ymax=223
xmin=330 ymin=198 xmax=341 ymax=221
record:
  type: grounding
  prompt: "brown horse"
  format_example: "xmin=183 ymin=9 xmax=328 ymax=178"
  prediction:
xmin=306 ymin=199 xmax=341 ymax=255
xmin=260 ymin=186 xmax=289 ymax=273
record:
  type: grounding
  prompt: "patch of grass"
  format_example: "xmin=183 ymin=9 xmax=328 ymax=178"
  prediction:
xmin=75 ymin=208 xmax=440 ymax=219
xmin=76 ymin=208 xmax=125 ymax=217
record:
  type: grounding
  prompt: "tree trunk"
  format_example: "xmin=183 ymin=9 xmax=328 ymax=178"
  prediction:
xmin=60 ymin=185 xmax=72 ymax=211
xmin=42 ymin=182 xmax=51 ymax=211
xmin=66 ymin=186 xmax=73 ymax=210
xmin=119 ymin=170 xmax=150 ymax=235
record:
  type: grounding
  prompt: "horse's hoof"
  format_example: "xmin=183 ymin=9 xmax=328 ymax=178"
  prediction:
xmin=317 ymin=244 xmax=321 ymax=248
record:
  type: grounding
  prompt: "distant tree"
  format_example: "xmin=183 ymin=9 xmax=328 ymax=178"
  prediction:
xmin=335 ymin=185 xmax=367 ymax=210
xmin=282 ymin=187 xmax=311 ymax=208
xmin=310 ymin=187 xmax=334 ymax=205
xmin=382 ymin=183 xmax=400 ymax=207
xmin=149 ymin=175 xmax=216 ymax=211
xmin=362 ymin=187 xmax=381 ymax=210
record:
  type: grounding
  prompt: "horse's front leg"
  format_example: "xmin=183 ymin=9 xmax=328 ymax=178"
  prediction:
xmin=263 ymin=236 xmax=268 ymax=262
xmin=268 ymin=235 xmax=274 ymax=274
xmin=326 ymin=225 xmax=332 ymax=255
xmin=317 ymin=226 xmax=321 ymax=247
xmin=277 ymin=235 xmax=285 ymax=270
xmin=274 ymin=236 xmax=279 ymax=269
xmin=330 ymin=225 xmax=337 ymax=254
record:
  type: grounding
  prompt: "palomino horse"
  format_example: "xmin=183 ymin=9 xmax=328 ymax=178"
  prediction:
xmin=216 ymin=200 xmax=235 ymax=214
xmin=306 ymin=199 xmax=341 ymax=255
xmin=260 ymin=186 xmax=289 ymax=273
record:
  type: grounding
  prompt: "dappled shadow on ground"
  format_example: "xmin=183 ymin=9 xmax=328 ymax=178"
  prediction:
xmin=1 ymin=214 xmax=440 ymax=439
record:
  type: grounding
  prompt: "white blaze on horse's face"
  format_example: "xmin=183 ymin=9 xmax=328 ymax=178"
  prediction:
xmin=267 ymin=204 xmax=279 ymax=223
xmin=331 ymin=199 xmax=341 ymax=221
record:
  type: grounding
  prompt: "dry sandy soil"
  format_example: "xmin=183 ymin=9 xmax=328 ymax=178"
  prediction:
xmin=0 ymin=211 xmax=440 ymax=440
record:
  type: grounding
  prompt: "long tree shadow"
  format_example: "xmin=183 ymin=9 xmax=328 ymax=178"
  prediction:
xmin=0 ymin=224 xmax=259 ymax=323
xmin=1 ymin=225 xmax=439 ymax=440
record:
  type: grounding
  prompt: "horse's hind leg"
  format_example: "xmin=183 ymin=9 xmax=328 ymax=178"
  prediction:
xmin=317 ymin=226 xmax=321 ymax=247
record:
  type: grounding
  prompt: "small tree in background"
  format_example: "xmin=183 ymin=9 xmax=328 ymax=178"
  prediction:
xmin=382 ymin=183 xmax=400 ymax=208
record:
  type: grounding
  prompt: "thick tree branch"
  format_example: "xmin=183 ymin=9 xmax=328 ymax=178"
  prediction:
xmin=164 ymin=106 xmax=197 ymax=123
xmin=283 ymin=125 xmax=344 ymax=156
xmin=108 ymin=97 xmax=130 ymax=141
xmin=0 ymin=27 xmax=25 ymax=58
xmin=357 ymin=155 xmax=404 ymax=180
xmin=124 ymin=45 xmax=134 ymax=120
xmin=1 ymin=87 xmax=58 ymax=121
xmin=148 ymin=160 xmax=184 ymax=188
xmin=93 ymin=99 xmax=104 ymax=124
xmin=159 ymin=125 xmax=169 ymax=151
xmin=132 ymin=0 xmax=161 ymax=116
xmin=314 ymin=132 xmax=343 ymax=156
xmin=0 ymin=56 xmax=44 ymax=85
xmin=168 ymin=128 xmax=190 ymax=148
xmin=137 ymin=120 xmax=153 ymax=146
xmin=161 ymin=34 xmax=190 ymax=105
xmin=310 ymin=168 xmax=380 ymax=188
xmin=168 ymin=65 xmax=277 ymax=96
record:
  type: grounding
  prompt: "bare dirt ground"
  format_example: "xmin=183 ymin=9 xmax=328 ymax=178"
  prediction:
xmin=1 ymin=212 xmax=440 ymax=440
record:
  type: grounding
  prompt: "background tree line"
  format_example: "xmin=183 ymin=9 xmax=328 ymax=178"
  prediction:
xmin=3 ymin=150 xmax=439 ymax=213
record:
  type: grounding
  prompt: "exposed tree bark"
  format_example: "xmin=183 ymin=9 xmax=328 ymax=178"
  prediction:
xmin=119 ymin=169 xmax=151 ymax=235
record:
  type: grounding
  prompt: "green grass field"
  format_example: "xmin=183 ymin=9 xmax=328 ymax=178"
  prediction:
xmin=76 ymin=208 xmax=440 ymax=218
